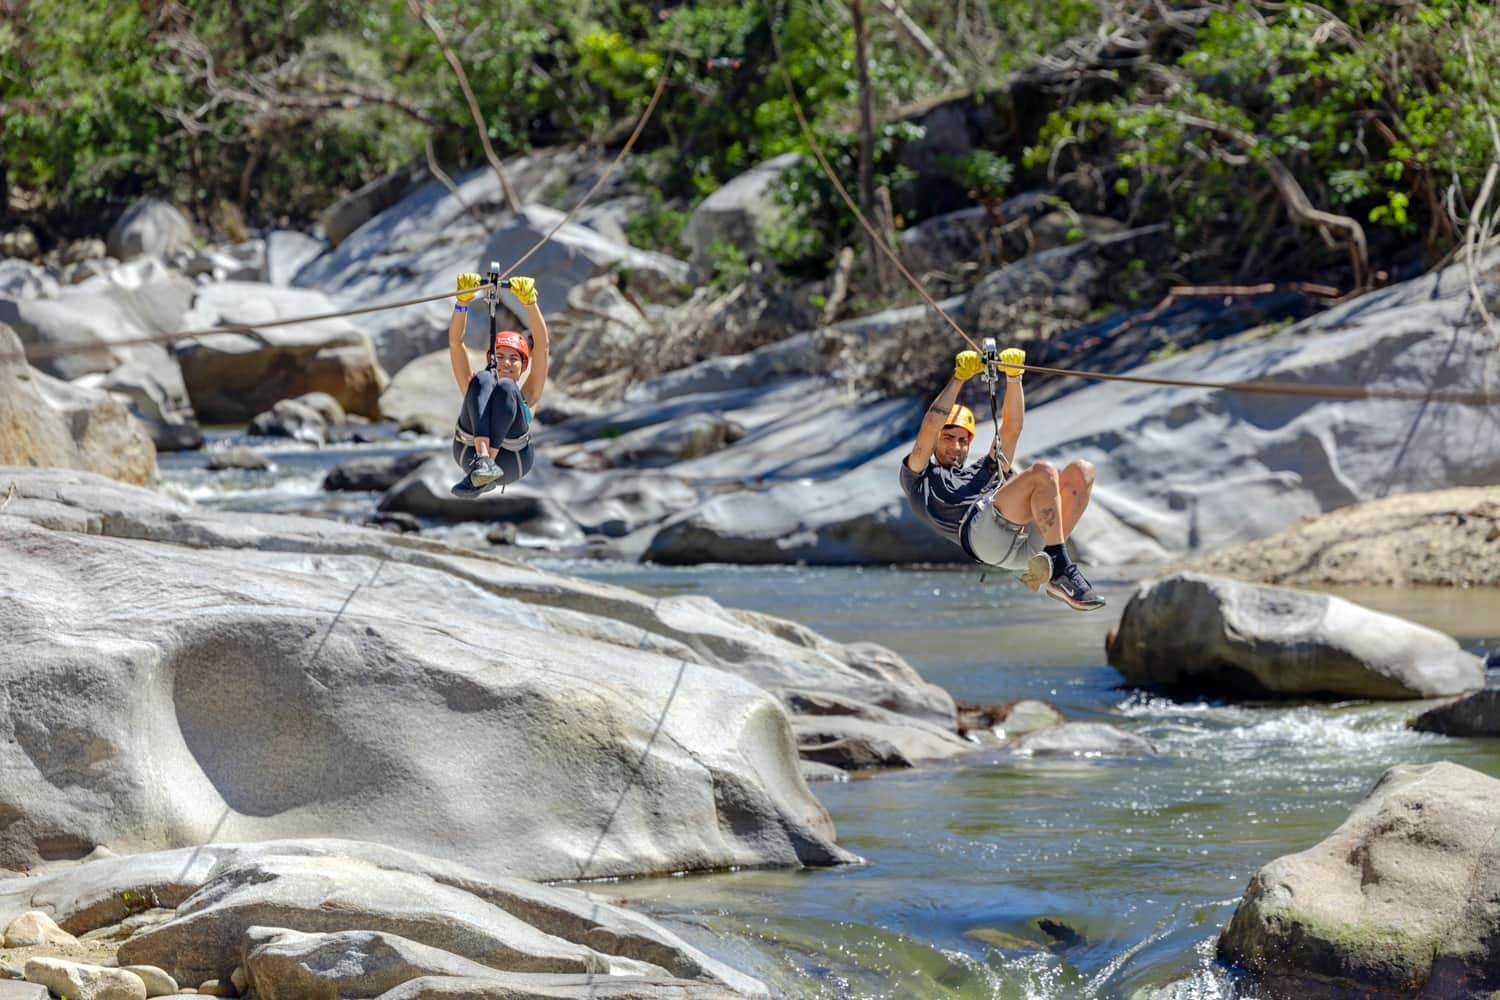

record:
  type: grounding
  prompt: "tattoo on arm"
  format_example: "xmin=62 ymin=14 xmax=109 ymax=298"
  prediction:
xmin=926 ymin=403 xmax=947 ymax=417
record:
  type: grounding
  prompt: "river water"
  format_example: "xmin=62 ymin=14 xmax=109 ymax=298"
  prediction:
xmin=162 ymin=434 xmax=1500 ymax=1000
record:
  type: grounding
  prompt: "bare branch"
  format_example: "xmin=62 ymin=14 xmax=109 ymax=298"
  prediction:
xmin=407 ymin=0 xmax=522 ymax=212
xmin=875 ymin=0 xmax=965 ymax=88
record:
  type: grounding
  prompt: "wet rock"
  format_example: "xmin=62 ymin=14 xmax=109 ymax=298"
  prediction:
xmin=205 ymin=447 xmax=271 ymax=472
xmin=1013 ymin=722 xmax=1154 ymax=757
xmin=0 ymin=325 xmax=157 ymax=486
xmin=1107 ymin=573 xmax=1485 ymax=700
xmin=1410 ymin=689 xmax=1500 ymax=737
xmin=485 ymin=523 xmax=518 ymax=546
xmin=1218 ymin=761 xmax=1500 ymax=997
xmin=793 ymin=715 xmax=969 ymax=769
xmin=248 ymin=398 xmax=329 ymax=444
xmin=175 ymin=282 xmax=388 ymax=422
xmin=23 ymin=958 xmax=145 ymax=1000
xmin=365 ymin=511 xmax=422 ymax=534
xmin=325 ymin=453 xmax=435 ymax=492
xmin=799 ymin=761 xmax=848 ymax=783
xmin=3 ymin=909 xmax=78 ymax=947
xmin=993 ymin=700 xmax=1065 ymax=738
xmin=106 ymin=197 xmax=193 ymax=262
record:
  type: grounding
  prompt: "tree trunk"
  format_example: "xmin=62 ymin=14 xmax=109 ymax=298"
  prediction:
xmin=850 ymin=0 xmax=881 ymax=288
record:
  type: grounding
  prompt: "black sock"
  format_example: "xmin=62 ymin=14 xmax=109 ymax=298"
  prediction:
xmin=1044 ymin=543 xmax=1073 ymax=581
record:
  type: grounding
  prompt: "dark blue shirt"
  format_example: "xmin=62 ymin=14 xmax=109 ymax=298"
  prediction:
xmin=898 ymin=455 xmax=1002 ymax=547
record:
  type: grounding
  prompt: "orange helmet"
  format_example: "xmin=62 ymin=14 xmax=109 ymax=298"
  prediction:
xmin=944 ymin=404 xmax=975 ymax=438
xmin=492 ymin=330 xmax=530 ymax=365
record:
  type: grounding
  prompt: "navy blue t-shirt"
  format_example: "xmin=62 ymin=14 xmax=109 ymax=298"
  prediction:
xmin=898 ymin=454 xmax=1002 ymax=547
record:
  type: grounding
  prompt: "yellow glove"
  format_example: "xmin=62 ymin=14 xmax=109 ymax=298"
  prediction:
xmin=455 ymin=272 xmax=482 ymax=304
xmin=509 ymin=276 xmax=538 ymax=306
xmin=953 ymin=350 xmax=985 ymax=382
xmin=999 ymin=347 xmax=1026 ymax=378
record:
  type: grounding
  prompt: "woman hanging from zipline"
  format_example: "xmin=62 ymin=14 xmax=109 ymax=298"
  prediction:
xmin=447 ymin=270 xmax=547 ymax=498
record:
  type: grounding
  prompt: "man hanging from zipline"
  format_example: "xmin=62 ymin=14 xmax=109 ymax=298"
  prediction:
xmin=447 ymin=269 xmax=548 ymax=498
xmin=900 ymin=345 xmax=1105 ymax=611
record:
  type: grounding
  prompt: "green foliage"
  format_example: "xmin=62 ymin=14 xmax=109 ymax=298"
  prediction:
xmin=1027 ymin=0 xmax=1500 ymax=275
xmin=942 ymin=149 xmax=1014 ymax=205
xmin=706 ymin=240 xmax=751 ymax=289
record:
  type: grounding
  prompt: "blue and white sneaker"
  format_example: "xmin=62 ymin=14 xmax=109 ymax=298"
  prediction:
xmin=1045 ymin=564 xmax=1106 ymax=612
xmin=450 ymin=473 xmax=499 ymax=499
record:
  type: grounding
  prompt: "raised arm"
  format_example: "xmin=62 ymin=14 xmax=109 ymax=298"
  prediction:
xmin=508 ymin=276 xmax=549 ymax=407
xmin=448 ymin=272 xmax=481 ymax=394
xmin=994 ymin=346 xmax=1026 ymax=469
xmin=906 ymin=350 xmax=984 ymax=473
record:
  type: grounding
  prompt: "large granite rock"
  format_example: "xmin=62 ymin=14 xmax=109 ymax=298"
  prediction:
xmin=1218 ymin=761 xmax=1500 ymax=997
xmin=682 ymin=154 xmax=801 ymax=272
xmin=0 ymin=326 xmax=156 ymax=485
xmin=0 ymin=839 xmax=766 ymax=998
xmin=0 ymin=468 xmax=970 ymax=876
xmin=632 ymin=254 xmax=1500 ymax=567
xmin=106 ymin=197 xmax=193 ymax=261
xmin=1410 ymin=690 xmax=1500 ymax=737
xmin=296 ymin=150 xmax=665 ymax=372
xmin=1105 ymin=573 xmax=1485 ymax=699
xmin=0 ymin=257 xmax=193 ymax=385
xmin=379 ymin=349 xmax=471 ymax=432
xmin=1184 ymin=485 xmax=1500 ymax=588
xmin=175 ymin=282 xmax=388 ymax=421
xmin=0 ymin=260 xmax=59 ymax=300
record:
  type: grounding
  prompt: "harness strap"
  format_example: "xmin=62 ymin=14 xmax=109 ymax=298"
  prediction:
xmin=454 ymin=426 xmax=531 ymax=452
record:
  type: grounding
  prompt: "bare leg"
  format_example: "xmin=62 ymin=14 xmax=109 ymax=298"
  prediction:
xmin=473 ymin=436 xmax=494 ymax=460
xmin=1058 ymin=460 xmax=1095 ymax=538
xmin=993 ymin=461 xmax=1064 ymax=541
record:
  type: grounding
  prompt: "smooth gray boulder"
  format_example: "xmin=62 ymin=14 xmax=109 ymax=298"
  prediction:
xmin=1106 ymin=573 xmax=1485 ymax=699
xmin=297 ymin=150 xmax=672 ymax=372
xmin=1013 ymin=722 xmax=1154 ymax=757
xmin=248 ymin=394 xmax=345 ymax=444
xmin=266 ymin=230 xmax=328 ymax=287
xmin=794 ymin=716 xmax=969 ymax=770
xmin=23 ymin=958 xmax=144 ymax=1000
xmin=0 ymin=260 xmax=59 ymax=300
xmin=682 ymin=154 xmax=801 ymax=271
xmin=375 ymin=974 xmax=743 ymax=999
xmin=243 ymin=927 xmax=527 ymax=1000
xmin=1410 ymin=690 xmax=1500 ymax=737
xmin=205 ymin=446 xmax=272 ymax=472
xmin=324 ymin=452 xmax=436 ymax=492
xmin=478 ymin=205 xmax=689 ymax=320
xmin=117 ymin=855 xmax=610 ymax=984
xmin=1218 ymin=761 xmax=1500 ymax=997
xmin=552 ymin=412 xmax=742 ymax=470
xmin=0 ymin=838 xmax=763 ymax=996
xmin=322 ymin=164 xmax=425 ymax=247
xmin=0 ymin=257 xmax=192 ymax=384
xmin=175 ymin=282 xmax=388 ymax=421
xmin=106 ymin=197 xmax=193 ymax=261
xmin=0 ymin=469 xmax=910 ymax=879
xmin=0 ymin=325 xmax=156 ymax=485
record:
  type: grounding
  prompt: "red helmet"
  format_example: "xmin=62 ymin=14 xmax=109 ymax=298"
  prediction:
xmin=492 ymin=330 xmax=531 ymax=365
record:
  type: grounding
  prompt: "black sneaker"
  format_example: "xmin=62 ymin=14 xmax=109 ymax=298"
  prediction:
xmin=1045 ymin=564 xmax=1106 ymax=612
xmin=469 ymin=454 xmax=504 ymax=487
xmin=449 ymin=473 xmax=499 ymax=500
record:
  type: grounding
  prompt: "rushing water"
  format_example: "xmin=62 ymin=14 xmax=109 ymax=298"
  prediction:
xmin=159 ymin=436 xmax=1500 ymax=1000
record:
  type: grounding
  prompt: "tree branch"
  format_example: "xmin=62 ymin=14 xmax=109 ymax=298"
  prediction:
xmin=407 ymin=0 xmax=522 ymax=212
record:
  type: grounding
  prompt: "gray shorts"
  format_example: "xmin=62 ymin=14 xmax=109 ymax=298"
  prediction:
xmin=962 ymin=502 xmax=1046 ymax=570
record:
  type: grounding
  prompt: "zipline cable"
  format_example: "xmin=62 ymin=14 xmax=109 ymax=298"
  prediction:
xmin=765 ymin=1 xmax=1498 ymax=409
xmin=0 ymin=55 xmax=675 ymax=369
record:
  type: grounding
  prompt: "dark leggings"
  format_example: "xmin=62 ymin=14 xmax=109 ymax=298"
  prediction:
xmin=452 ymin=369 xmax=533 ymax=484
